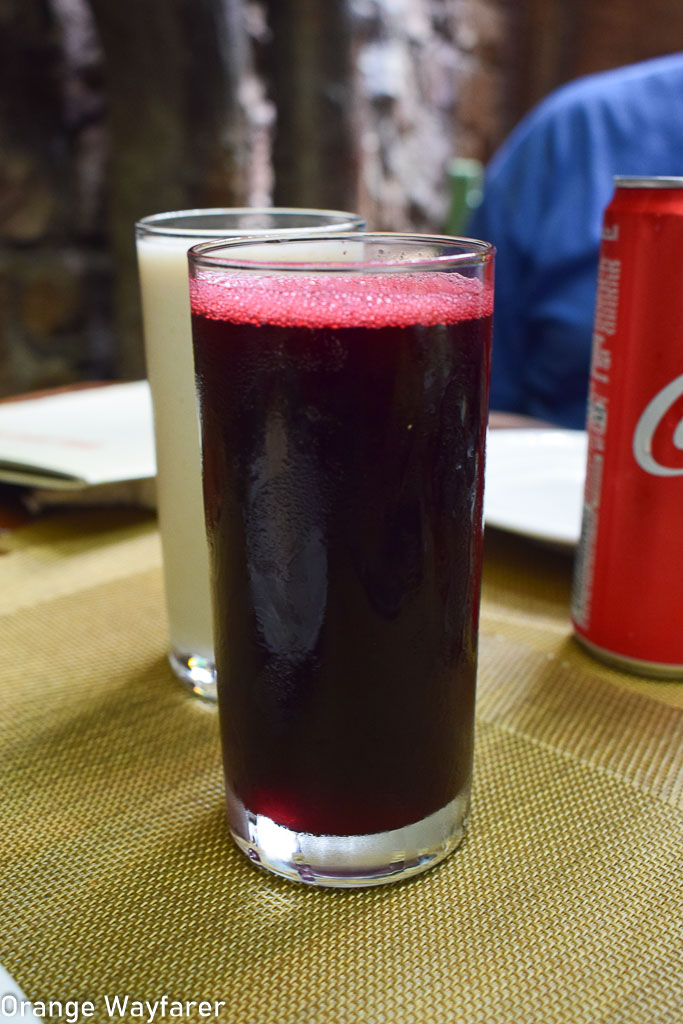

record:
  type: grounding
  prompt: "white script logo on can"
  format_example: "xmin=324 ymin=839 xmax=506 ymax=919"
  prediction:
xmin=632 ymin=374 xmax=683 ymax=477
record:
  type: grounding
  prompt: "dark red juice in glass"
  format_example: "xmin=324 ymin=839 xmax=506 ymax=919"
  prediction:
xmin=191 ymin=262 xmax=492 ymax=846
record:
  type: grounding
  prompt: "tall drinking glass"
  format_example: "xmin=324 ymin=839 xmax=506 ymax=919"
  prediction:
xmin=189 ymin=233 xmax=494 ymax=886
xmin=135 ymin=209 xmax=364 ymax=699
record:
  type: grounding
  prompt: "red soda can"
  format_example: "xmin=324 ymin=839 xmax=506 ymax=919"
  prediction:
xmin=571 ymin=176 xmax=683 ymax=677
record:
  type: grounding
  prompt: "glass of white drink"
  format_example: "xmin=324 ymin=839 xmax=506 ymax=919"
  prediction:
xmin=135 ymin=209 xmax=365 ymax=700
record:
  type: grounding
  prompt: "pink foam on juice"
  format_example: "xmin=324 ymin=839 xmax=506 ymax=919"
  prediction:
xmin=190 ymin=271 xmax=492 ymax=329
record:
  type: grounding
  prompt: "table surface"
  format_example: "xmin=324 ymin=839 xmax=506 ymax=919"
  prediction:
xmin=1 ymin=504 xmax=681 ymax=1024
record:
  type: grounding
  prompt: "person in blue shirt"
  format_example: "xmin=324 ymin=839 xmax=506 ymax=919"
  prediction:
xmin=467 ymin=53 xmax=683 ymax=428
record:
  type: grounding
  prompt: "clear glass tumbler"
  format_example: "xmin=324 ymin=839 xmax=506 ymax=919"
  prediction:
xmin=135 ymin=209 xmax=364 ymax=699
xmin=189 ymin=233 xmax=494 ymax=886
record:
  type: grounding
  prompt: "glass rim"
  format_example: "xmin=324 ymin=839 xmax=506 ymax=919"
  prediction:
xmin=187 ymin=232 xmax=495 ymax=273
xmin=135 ymin=207 xmax=365 ymax=238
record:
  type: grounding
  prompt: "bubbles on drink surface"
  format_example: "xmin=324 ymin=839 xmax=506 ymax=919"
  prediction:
xmin=189 ymin=271 xmax=493 ymax=329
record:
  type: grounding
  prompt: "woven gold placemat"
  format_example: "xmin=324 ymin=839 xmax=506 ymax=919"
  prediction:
xmin=1 ymin=513 xmax=681 ymax=1023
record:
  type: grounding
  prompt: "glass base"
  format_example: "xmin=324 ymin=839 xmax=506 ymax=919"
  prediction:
xmin=227 ymin=787 xmax=470 ymax=888
xmin=168 ymin=649 xmax=217 ymax=701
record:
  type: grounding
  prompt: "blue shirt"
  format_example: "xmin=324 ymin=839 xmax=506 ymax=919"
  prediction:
xmin=467 ymin=54 xmax=683 ymax=428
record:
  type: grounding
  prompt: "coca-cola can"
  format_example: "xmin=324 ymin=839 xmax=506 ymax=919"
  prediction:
xmin=571 ymin=176 xmax=683 ymax=678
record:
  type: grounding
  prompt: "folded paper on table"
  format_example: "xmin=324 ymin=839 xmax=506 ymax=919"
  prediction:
xmin=0 ymin=382 xmax=156 ymax=505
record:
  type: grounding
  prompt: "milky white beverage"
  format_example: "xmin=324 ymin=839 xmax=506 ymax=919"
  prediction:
xmin=135 ymin=210 xmax=364 ymax=699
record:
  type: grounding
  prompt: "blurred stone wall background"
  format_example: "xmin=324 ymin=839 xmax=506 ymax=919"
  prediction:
xmin=1 ymin=0 xmax=682 ymax=396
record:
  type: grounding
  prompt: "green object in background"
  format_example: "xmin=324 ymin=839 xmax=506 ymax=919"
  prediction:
xmin=446 ymin=157 xmax=484 ymax=236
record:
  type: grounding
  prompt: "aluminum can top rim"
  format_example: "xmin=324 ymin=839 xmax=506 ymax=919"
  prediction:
xmin=614 ymin=175 xmax=683 ymax=189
